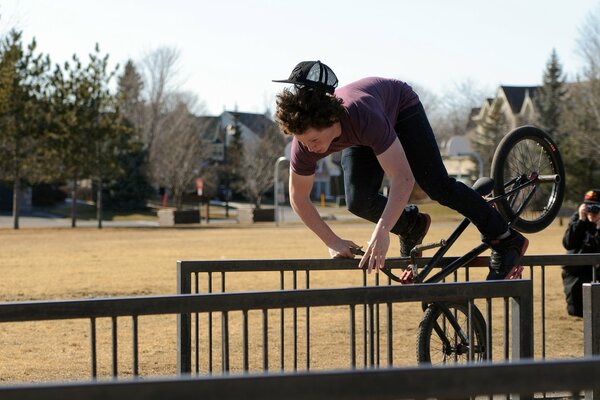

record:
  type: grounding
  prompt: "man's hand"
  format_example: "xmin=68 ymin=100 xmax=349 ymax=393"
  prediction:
xmin=358 ymin=225 xmax=390 ymax=273
xmin=328 ymin=239 xmax=361 ymax=259
xmin=579 ymin=203 xmax=588 ymax=221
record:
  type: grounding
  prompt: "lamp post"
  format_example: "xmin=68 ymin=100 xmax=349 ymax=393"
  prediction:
xmin=274 ymin=156 xmax=289 ymax=226
xmin=224 ymin=123 xmax=236 ymax=218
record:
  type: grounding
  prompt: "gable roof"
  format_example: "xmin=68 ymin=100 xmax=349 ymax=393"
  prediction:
xmin=226 ymin=111 xmax=278 ymax=139
xmin=195 ymin=116 xmax=222 ymax=142
xmin=500 ymin=86 xmax=539 ymax=114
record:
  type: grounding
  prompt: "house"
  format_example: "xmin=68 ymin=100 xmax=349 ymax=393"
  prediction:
xmin=442 ymin=85 xmax=542 ymax=184
xmin=468 ymin=85 xmax=539 ymax=137
xmin=197 ymin=110 xmax=282 ymax=163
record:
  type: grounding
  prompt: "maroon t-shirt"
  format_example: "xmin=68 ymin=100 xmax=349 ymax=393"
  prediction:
xmin=290 ymin=77 xmax=420 ymax=176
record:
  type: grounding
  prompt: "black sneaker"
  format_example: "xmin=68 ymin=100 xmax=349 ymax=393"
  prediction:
xmin=400 ymin=213 xmax=431 ymax=258
xmin=484 ymin=229 xmax=529 ymax=280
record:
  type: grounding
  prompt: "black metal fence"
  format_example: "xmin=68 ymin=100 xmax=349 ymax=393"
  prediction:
xmin=0 ymin=280 xmax=532 ymax=381
xmin=2 ymin=357 xmax=600 ymax=400
xmin=177 ymin=254 xmax=600 ymax=366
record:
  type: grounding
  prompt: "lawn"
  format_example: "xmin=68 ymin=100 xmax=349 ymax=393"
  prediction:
xmin=0 ymin=209 xmax=583 ymax=382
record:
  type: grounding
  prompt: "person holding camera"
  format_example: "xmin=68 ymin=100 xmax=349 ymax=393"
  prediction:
xmin=562 ymin=189 xmax=600 ymax=317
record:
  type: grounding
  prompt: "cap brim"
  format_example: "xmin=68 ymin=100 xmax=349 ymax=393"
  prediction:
xmin=272 ymin=79 xmax=294 ymax=84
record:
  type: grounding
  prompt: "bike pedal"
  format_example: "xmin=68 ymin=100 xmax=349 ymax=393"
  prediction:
xmin=505 ymin=266 xmax=524 ymax=280
xmin=399 ymin=269 xmax=415 ymax=284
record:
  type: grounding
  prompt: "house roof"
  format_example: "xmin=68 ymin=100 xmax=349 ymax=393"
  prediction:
xmin=500 ymin=86 xmax=539 ymax=114
xmin=195 ymin=116 xmax=222 ymax=142
xmin=226 ymin=111 xmax=278 ymax=138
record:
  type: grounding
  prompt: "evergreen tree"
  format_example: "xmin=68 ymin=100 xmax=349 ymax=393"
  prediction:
xmin=117 ymin=60 xmax=145 ymax=137
xmin=108 ymin=60 xmax=154 ymax=212
xmin=535 ymin=49 xmax=566 ymax=142
xmin=225 ymin=112 xmax=245 ymax=198
xmin=0 ymin=30 xmax=51 ymax=229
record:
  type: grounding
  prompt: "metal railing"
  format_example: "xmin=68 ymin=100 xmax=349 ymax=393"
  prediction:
xmin=2 ymin=357 xmax=600 ymax=400
xmin=0 ymin=281 xmax=532 ymax=381
xmin=175 ymin=279 xmax=532 ymax=374
xmin=178 ymin=254 xmax=600 ymax=365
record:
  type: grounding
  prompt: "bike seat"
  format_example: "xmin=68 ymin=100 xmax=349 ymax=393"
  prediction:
xmin=472 ymin=177 xmax=494 ymax=196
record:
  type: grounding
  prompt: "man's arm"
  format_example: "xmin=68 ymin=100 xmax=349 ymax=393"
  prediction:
xmin=359 ymin=138 xmax=415 ymax=271
xmin=289 ymin=170 xmax=358 ymax=258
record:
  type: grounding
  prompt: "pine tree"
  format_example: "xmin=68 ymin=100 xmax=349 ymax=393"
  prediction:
xmin=0 ymin=30 xmax=51 ymax=229
xmin=117 ymin=60 xmax=145 ymax=137
xmin=535 ymin=49 xmax=566 ymax=142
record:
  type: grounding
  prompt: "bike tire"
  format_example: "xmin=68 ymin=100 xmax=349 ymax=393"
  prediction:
xmin=416 ymin=302 xmax=487 ymax=364
xmin=490 ymin=125 xmax=565 ymax=233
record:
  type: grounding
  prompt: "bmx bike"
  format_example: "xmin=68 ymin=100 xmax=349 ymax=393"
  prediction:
xmin=359 ymin=125 xmax=565 ymax=364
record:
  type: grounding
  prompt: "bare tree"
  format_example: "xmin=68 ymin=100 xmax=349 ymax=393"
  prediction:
xmin=151 ymin=92 xmax=207 ymax=209
xmin=411 ymin=80 xmax=491 ymax=144
xmin=576 ymin=6 xmax=600 ymax=129
xmin=234 ymin=125 xmax=286 ymax=208
xmin=139 ymin=46 xmax=182 ymax=153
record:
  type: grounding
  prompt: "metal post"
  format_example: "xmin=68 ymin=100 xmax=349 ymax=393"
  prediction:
xmin=274 ymin=156 xmax=289 ymax=226
xmin=584 ymin=283 xmax=600 ymax=399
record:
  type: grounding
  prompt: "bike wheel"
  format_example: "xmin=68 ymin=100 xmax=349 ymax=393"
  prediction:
xmin=416 ymin=302 xmax=487 ymax=364
xmin=491 ymin=125 xmax=565 ymax=233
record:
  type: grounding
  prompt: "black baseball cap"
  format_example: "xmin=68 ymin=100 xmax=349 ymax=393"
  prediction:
xmin=273 ymin=60 xmax=338 ymax=94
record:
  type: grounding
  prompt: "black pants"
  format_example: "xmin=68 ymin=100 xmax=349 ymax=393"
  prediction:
xmin=562 ymin=264 xmax=599 ymax=317
xmin=341 ymin=102 xmax=508 ymax=238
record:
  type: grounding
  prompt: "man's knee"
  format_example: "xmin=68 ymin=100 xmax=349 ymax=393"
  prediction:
xmin=346 ymin=194 xmax=373 ymax=218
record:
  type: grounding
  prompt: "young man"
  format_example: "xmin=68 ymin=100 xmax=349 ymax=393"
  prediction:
xmin=562 ymin=189 xmax=600 ymax=317
xmin=273 ymin=60 xmax=527 ymax=279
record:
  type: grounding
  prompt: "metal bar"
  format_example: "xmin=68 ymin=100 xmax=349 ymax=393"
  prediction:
xmin=7 ymin=359 xmax=600 ymax=400
xmin=362 ymin=269 xmax=367 ymax=367
xmin=293 ymin=271 xmax=297 ymax=371
xmin=242 ymin=310 xmax=249 ymax=372
xmin=584 ymin=284 xmax=600 ymax=399
xmin=280 ymin=271 xmax=284 ymax=371
xmin=504 ymin=297 xmax=509 ymax=360
xmin=112 ymin=317 xmax=118 ymax=377
xmin=375 ymin=274 xmax=380 ymax=366
xmin=349 ymin=305 xmax=356 ymax=368
xmin=541 ymin=265 xmax=546 ymax=359
xmin=306 ymin=270 xmax=310 ymax=371
xmin=177 ymin=254 xmax=600 ymax=275
xmin=386 ymin=302 xmax=392 ymax=366
xmin=468 ymin=300 xmax=473 ymax=360
xmin=0 ymin=281 xmax=534 ymax=322
xmin=368 ymin=303 xmax=374 ymax=367
xmin=90 ymin=318 xmax=97 ymax=379
xmin=176 ymin=261 xmax=192 ymax=374
xmin=222 ymin=311 xmax=229 ymax=373
xmin=262 ymin=309 xmax=269 ymax=371
xmin=208 ymin=272 xmax=213 ymax=374
xmin=486 ymin=298 xmax=493 ymax=360
xmin=132 ymin=315 xmax=139 ymax=376
xmin=194 ymin=273 xmax=199 ymax=374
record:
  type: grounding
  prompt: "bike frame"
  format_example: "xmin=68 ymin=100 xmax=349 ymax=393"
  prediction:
xmin=380 ymin=172 xmax=556 ymax=284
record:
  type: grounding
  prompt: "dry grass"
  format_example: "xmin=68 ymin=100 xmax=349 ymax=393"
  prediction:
xmin=0 ymin=212 xmax=584 ymax=382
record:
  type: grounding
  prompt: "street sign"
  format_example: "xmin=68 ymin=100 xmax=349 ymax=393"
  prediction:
xmin=196 ymin=178 xmax=204 ymax=196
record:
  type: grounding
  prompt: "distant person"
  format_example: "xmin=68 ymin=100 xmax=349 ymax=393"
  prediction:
xmin=272 ymin=60 xmax=527 ymax=279
xmin=562 ymin=189 xmax=600 ymax=317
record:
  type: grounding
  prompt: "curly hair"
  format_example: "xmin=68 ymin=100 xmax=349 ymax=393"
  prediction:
xmin=275 ymin=88 xmax=345 ymax=136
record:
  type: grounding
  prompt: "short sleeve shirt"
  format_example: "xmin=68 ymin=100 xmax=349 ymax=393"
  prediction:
xmin=290 ymin=77 xmax=420 ymax=176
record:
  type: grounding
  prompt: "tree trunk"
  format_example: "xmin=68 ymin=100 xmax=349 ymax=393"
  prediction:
xmin=12 ymin=178 xmax=20 ymax=230
xmin=71 ymin=175 xmax=78 ymax=228
xmin=96 ymin=179 xmax=103 ymax=229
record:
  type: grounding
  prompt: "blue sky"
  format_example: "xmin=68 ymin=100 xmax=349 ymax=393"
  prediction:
xmin=2 ymin=0 xmax=599 ymax=115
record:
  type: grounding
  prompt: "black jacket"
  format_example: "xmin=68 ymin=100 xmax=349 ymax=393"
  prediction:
xmin=563 ymin=212 xmax=600 ymax=257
